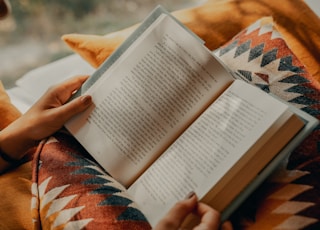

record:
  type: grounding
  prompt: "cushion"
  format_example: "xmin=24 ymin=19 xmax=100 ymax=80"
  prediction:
xmin=214 ymin=17 xmax=320 ymax=229
xmin=61 ymin=0 xmax=320 ymax=83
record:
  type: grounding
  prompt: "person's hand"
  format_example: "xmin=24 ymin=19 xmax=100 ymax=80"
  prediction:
xmin=0 ymin=75 xmax=92 ymax=163
xmin=154 ymin=193 xmax=233 ymax=230
xmin=17 ymin=75 xmax=92 ymax=141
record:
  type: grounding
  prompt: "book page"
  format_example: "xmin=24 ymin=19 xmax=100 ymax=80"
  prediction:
xmin=65 ymin=13 xmax=233 ymax=187
xmin=127 ymin=80 xmax=291 ymax=227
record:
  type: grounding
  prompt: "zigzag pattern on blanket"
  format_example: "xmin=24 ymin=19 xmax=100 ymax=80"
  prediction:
xmin=31 ymin=132 xmax=151 ymax=230
xmin=215 ymin=17 xmax=320 ymax=230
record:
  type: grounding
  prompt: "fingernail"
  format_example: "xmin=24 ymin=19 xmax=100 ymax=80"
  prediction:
xmin=81 ymin=95 xmax=92 ymax=105
xmin=184 ymin=191 xmax=196 ymax=200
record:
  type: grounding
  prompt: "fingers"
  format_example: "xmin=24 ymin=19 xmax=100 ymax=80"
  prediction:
xmin=168 ymin=193 xmax=198 ymax=225
xmin=53 ymin=94 xmax=92 ymax=122
xmin=51 ymin=75 xmax=89 ymax=104
xmin=26 ymin=75 xmax=92 ymax=134
xmin=155 ymin=193 xmax=198 ymax=229
xmin=155 ymin=193 xmax=231 ymax=230
xmin=193 ymin=202 xmax=221 ymax=230
xmin=221 ymin=221 xmax=233 ymax=230
xmin=50 ymin=76 xmax=92 ymax=121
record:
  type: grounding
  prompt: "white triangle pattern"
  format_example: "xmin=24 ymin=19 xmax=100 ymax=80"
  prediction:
xmin=273 ymin=201 xmax=315 ymax=214
xmin=275 ymin=215 xmax=318 ymax=230
xmin=63 ymin=219 xmax=94 ymax=230
xmin=34 ymin=176 xmax=93 ymax=229
xmin=52 ymin=206 xmax=85 ymax=227
xmin=266 ymin=168 xmax=317 ymax=229
xmin=46 ymin=195 xmax=78 ymax=218
xmin=40 ymin=183 xmax=70 ymax=210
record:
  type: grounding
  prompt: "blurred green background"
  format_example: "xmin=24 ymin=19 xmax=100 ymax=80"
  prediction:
xmin=0 ymin=0 xmax=200 ymax=88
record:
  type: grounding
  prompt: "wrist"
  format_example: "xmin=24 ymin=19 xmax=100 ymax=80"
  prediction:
xmin=0 ymin=146 xmax=23 ymax=165
xmin=0 ymin=119 xmax=37 ymax=161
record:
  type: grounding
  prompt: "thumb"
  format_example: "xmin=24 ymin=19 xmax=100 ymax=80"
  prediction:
xmin=170 ymin=193 xmax=198 ymax=222
xmin=155 ymin=193 xmax=198 ymax=229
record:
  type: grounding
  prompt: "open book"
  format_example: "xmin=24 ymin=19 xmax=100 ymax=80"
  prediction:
xmin=65 ymin=6 xmax=318 ymax=228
